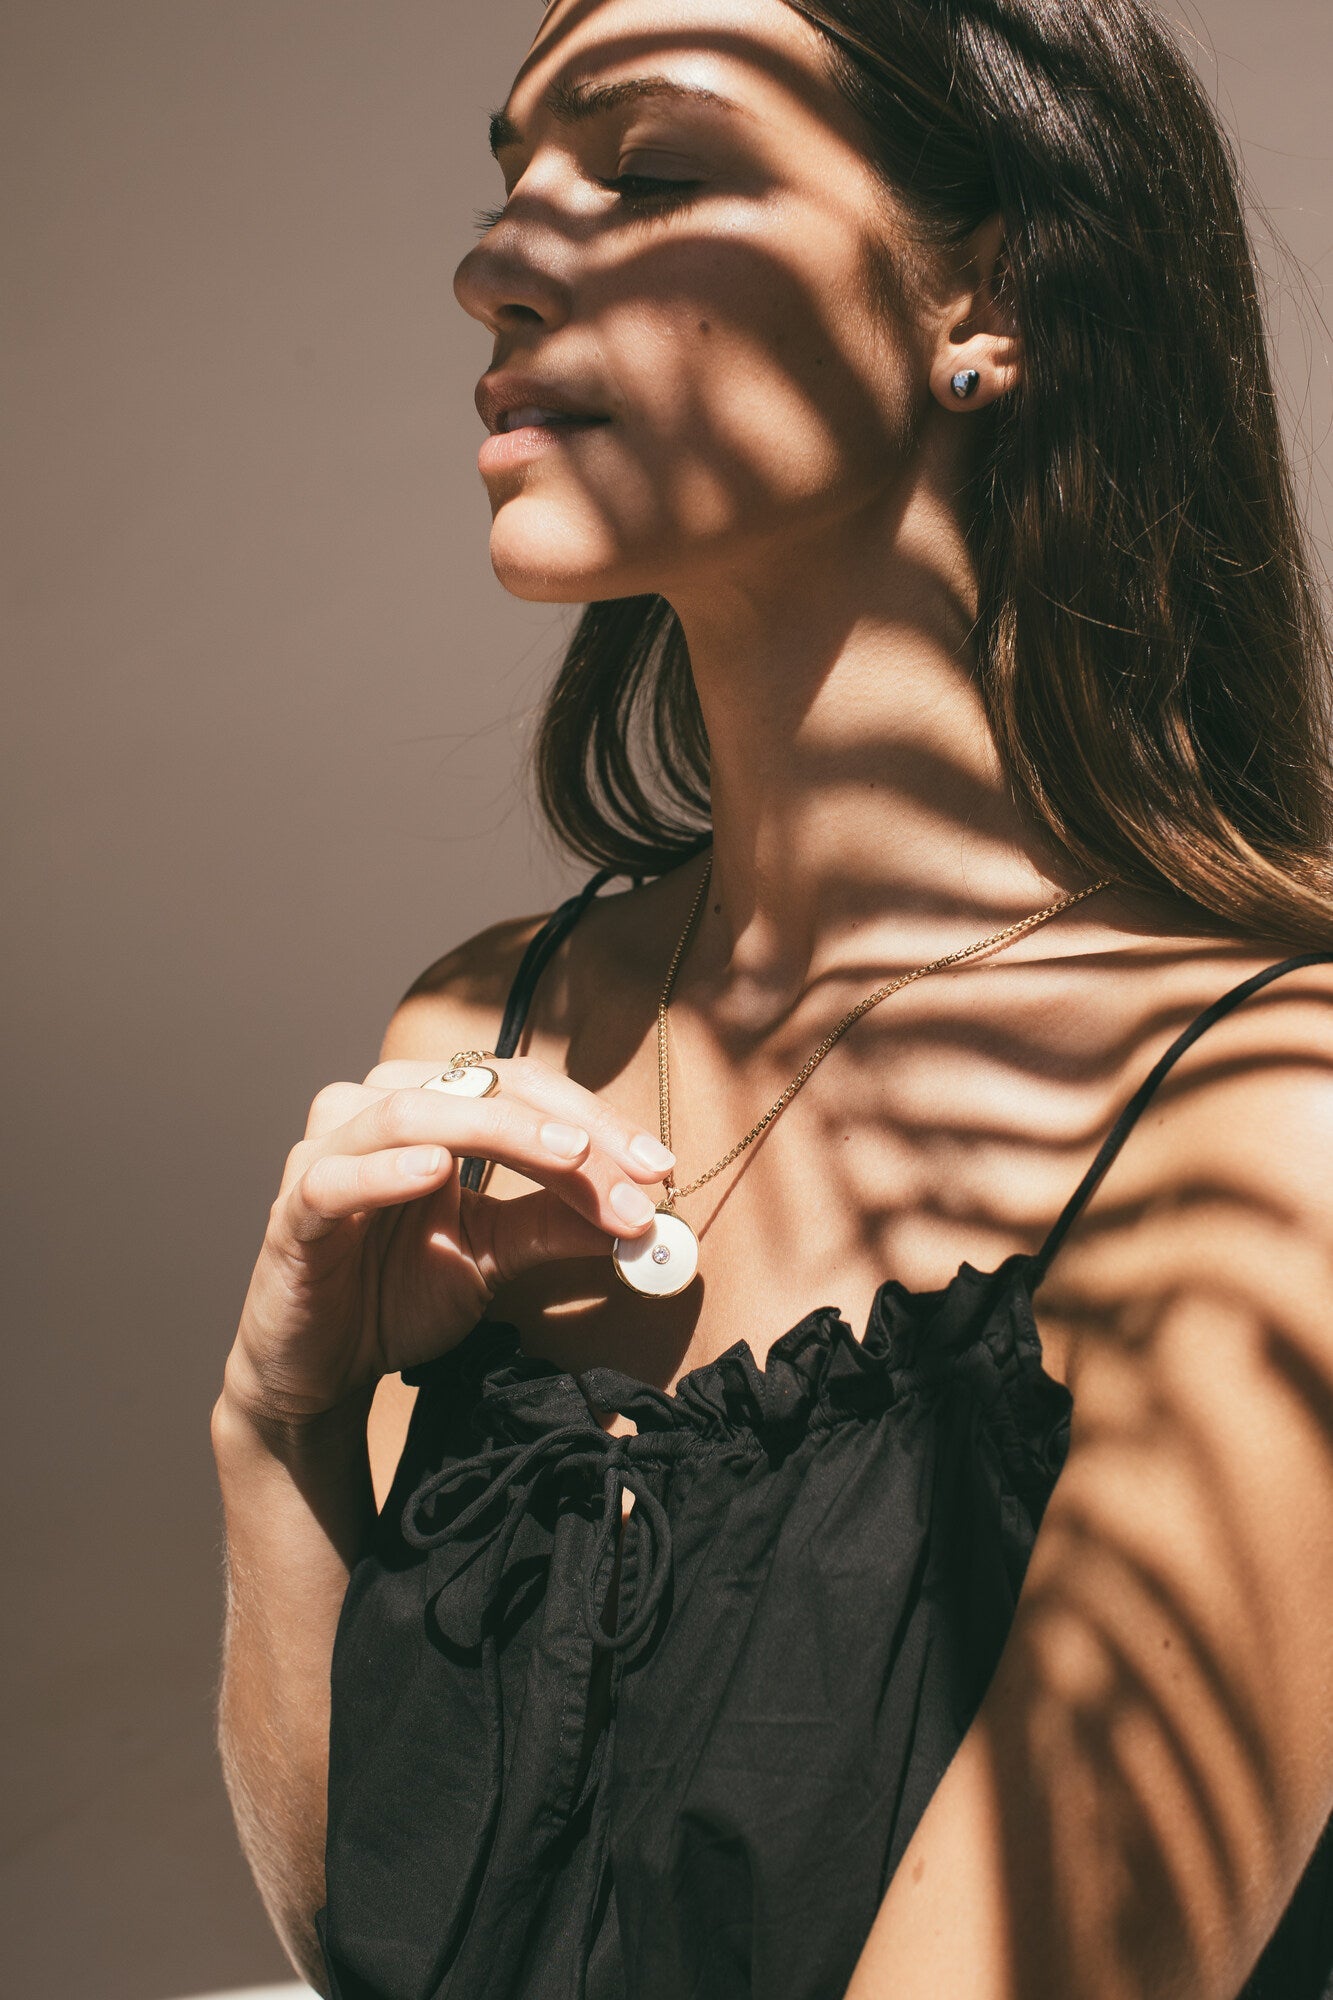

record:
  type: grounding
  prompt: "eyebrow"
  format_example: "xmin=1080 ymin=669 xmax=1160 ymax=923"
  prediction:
xmin=488 ymin=76 xmax=745 ymax=158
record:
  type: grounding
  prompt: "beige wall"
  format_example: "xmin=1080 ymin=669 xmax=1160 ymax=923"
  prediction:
xmin=3 ymin=4 xmax=1329 ymax=1995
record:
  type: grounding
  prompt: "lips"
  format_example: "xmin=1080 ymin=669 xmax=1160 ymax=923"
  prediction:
xmin=477 ymin=376 xmax=611 ymax=435
xmin=495 ymin=404 xmax=605 ymax=433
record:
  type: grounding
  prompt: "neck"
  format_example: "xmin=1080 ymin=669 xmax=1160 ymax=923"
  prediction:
xmin=667 ymin=483 xmax=1087 ymax=1032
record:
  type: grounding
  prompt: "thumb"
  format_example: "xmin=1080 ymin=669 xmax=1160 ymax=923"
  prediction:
xmin=466 ymin=1185 xmax=623 ymax=1289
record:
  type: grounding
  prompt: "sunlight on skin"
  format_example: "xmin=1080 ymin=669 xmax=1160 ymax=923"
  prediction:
xmin=455 ymin=0 xmax=1038 ymax=1044
xmin=458 ymin=0 xmax=928 ymax=603
xmin=843 ymin=1085 xmax=1333 ymax=1999
xmin=355 ymin=3 xmax=1333 ymax=1994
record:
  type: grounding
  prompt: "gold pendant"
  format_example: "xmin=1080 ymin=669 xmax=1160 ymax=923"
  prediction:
xmin=611 ymin=1206 xmax=700 ymax=1299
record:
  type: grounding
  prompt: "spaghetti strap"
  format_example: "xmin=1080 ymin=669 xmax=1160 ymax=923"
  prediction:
xmin=459 ymin=865 xmax=627 ymax=1193
xmin=1030 ymin=950 xmax=1333 ymax=1287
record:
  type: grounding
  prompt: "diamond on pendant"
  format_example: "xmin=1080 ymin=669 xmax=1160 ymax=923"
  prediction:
xmin=651 ymin=1244 xmax=671 ymax=1265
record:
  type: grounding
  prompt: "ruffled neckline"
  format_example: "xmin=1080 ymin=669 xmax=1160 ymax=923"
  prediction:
xmin=403 ymin=1252 xmax=1073 ymax=1495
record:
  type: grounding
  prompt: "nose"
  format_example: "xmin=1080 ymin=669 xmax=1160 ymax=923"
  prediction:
xmin=454 ymin=212 xmax=572 ymax=337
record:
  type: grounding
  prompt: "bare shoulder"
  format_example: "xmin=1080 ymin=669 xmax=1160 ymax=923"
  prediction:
xmin=1136 ymin=947 xmax=1333 ymax=1243
xmin=377 ymin=864 xmax=688 ymax=1063
xmin=378 ymin=910 xmax=551 ymax=1064
xmin=1048 ymin=943 xmax=1333 ymax=1265
xmin=381 ymin=863 xmax=704 ymax=1074
xmin=947 ymin=948 xmax=1333 ymax=1998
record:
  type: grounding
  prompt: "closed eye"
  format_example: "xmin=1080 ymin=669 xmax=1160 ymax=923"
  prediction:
xmin=598 ymin=173 xmax=703 ymax=209
xmin=473 ymin=174 xmax=703 ymax=234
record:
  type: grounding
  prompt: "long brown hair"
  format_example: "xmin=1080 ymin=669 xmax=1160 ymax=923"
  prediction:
xmin=534 ymin=0 xmax=1333 ymax=943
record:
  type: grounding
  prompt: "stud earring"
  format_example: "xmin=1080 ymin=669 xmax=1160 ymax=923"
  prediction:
xmin=950 ymin=368 xmax=981 ymax=400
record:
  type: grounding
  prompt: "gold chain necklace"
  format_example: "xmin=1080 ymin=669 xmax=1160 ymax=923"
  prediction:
xmin=610 ymin=856 xmax=1113 ymax=1299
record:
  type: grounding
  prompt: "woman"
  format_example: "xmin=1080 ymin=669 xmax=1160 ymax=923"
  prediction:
xmin=211 ymin=0 xmax=1333 ymax=1994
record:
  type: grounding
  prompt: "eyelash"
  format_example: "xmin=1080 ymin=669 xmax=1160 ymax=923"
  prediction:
xmin=473 ymin=174 xmax=702 ymax=234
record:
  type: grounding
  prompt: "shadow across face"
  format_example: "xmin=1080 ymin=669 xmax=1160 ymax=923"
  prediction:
xmin=454 ymin=0 xmax=962 ymax=608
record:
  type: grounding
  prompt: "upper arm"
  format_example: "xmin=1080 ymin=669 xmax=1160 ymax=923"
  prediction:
xmin=364 ymin=910 xmax=551 ymax=1508
xmin=849 ymin=968 xmax=1333 ymax=2000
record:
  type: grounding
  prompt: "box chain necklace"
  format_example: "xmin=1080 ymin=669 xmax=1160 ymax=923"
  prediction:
xmin=610 ymin=857 xmax=1114 ymax=1297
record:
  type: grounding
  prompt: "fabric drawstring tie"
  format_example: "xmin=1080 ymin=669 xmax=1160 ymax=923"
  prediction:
xmin=402 ymin=1421 xmax=674 ymax=1653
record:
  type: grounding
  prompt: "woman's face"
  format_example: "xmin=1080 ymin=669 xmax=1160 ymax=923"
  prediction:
xmin=454 ymin=0 xmax=939 ymax=606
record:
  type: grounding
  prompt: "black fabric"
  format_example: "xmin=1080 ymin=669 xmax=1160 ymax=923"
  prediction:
xmin=317 ymin=902 xmax=1333 ymax=2000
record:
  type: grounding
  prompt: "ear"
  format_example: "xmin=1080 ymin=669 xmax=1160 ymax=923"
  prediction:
xmin=928 ymin=216 xmax=1023 ymax=413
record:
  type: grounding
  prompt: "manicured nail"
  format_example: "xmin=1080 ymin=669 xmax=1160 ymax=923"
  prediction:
xmin=610 ymin=1182 xmax=657 ymax=1227
xmin=628 ymin=1133 xmax=676 ymax=1172
xmin=540 ymin=1121 xmax=589 ymax=1160
xmin=399 ymin=1146 xmax=444 ymax=1176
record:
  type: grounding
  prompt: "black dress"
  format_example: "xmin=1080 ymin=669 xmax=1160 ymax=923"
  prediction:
xmin=315 ymin=872 xmax=1333 ymax=2000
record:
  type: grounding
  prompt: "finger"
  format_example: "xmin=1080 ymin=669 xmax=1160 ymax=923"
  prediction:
xmin=367 ymin=1055 xmax=676 ymax=1184
xmin=303 ymin=1079 xmax=382 ymax=1142
xmin=306 ymin=1088 xmax=661 ymax=1240
xmin=277 ymin=1143 xmax=457 ymax=1246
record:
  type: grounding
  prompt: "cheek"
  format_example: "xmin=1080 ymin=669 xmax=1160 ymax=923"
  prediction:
xmin=481 ymin=218 xmax=924 ymax=601
xmin=602 ymin=230 xmax=919 ymax=532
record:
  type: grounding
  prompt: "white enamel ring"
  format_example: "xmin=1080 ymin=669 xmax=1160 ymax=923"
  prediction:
xmin=420 ymin=1063 xmax=500 ymax=1099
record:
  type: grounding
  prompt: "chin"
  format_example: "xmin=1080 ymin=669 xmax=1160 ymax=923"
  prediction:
xmin=486 ymin=505 xmax=650 ymax=604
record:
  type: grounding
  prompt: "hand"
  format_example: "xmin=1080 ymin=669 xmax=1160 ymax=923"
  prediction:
xmin=221 ymin=1056 xmax=675 ymax=1429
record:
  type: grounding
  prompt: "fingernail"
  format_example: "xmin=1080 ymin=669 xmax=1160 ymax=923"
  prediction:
xmin=610 ymin=1182 xmax=657 ymax=1227
xmin=540 ymin=1121 xmax=589 ymax=1160
xmin=399 ymin=1146 xmax=444 ymax=1176
xmin=628 ymin=1133 xmax=676 ymax=1172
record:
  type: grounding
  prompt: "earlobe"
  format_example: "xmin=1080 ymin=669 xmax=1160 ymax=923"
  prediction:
xmin=930 ymin=215 xmax=1023 ymax=412
xmin=929 ymin=341 xmax=1021 ymax=412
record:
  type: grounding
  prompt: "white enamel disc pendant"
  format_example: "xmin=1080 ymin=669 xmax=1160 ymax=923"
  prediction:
xmin=421 ymin=1064 xmax=499 ymax=1099
xmin=611 ymin=1208 xmax=700 ymax=1299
